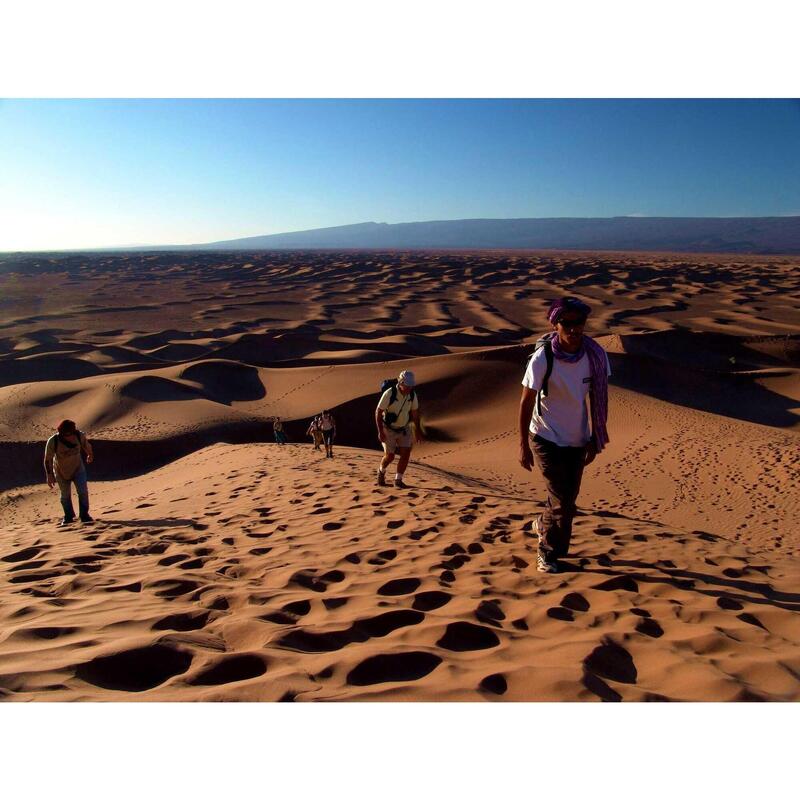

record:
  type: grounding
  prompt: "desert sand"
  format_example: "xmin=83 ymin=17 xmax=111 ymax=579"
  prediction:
xmin=0 ymin=249 xmax=798 ymax=701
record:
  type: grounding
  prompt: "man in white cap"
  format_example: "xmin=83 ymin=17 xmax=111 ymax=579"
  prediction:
xmin=375 ymin=369 xmax=422 ymax=488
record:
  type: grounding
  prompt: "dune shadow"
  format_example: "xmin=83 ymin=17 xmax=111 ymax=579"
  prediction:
xmin=610 ymin=341 xmax=800 ymax=428
xmin=575 ymin=556 xmax=800 ymax=613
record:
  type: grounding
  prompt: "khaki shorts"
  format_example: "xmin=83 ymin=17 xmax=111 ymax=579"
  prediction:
xmin=382 ymin=426 xmax=413 ymax=452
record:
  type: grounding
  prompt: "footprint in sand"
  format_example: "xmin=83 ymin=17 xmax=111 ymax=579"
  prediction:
xmin=2 ymin=546 xmax=47 ymax=563
xmin=290 ymin=568 xmax=345 ymax=593
xmin=346 ymin=651 xmax=442 ymax=686
xmin=75 ymin=644 xmax=193 ymax=692
xmin=593 ymin=576 xmax=639 ymax=593
xmin=412 ymin=591 xmax=451 ymax=611
xmin=152 ymin=611 xmax=211 ymax=632
xmin=278 ymin=609 xmax=424 ymax=653
xmin=437 ymin=621 xmax=500 ymax=651
xmin=378 ymin=577 xmax=421 ymax=596
xmin=475 ymin=600 xmax=505 ymax=627
xmin=561 ymin=592 xmax=591 ymax=612
xmin=583 ymin=638 xmax=638 ymax=689
xmin=188 ymin=654 xmax=267 ymax=686
xmin=635 ymin=617 xmax=664 ymax=638
xmin=158 ymin=554 xmax=190 ymax=566
xmin=479 ymin=673 xmax=508 ymax=695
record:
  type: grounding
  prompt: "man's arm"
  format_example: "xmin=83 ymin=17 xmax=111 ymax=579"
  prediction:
xmin=519 ymin=387 xmax=536 ymax=471
xmin=411 ymin=409 xmax=422 ymax=443
xmin=81 ymin=433 xmax=94 ymax=464
xmin=44 ymin=437 xmax=56 ymax=487
xmin=375 ymin=407 xmax=386 ymax=442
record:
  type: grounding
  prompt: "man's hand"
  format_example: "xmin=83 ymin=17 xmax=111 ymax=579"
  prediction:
xmin=46 ymin=474 xmax=55 ymax=489
xmin=519 ymin=441 xmax=534 ymax=471
xmin=584 ymin=439 xmax=598 ymax=466
xmin=86 ymin=453 xmax=94 ymax=464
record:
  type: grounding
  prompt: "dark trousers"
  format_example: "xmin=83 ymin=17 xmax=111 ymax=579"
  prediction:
xmin=530 ymin=434 xmax=586 ymax=560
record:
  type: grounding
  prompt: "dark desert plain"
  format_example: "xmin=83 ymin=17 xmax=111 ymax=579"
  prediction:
xmin=1 ymin=248 xmax=799 ymax=701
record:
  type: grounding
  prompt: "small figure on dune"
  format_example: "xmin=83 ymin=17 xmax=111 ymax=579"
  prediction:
xmin=519 ymin=297 xmax=611 ymax=574
xmin=306 ymin=415 xmax=324 ymax=450
xmin=273 ymin=416 xmax=288 ymax=445
xmin=319 ymin=409 xmax=336 ymax=458
xmin=376 ymin=369 xmax=422 ymax=489
xmin=44 ymin=419 xmax=95 ymax=526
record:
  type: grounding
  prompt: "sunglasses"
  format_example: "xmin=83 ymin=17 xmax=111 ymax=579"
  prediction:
xmin=558 ymin=317 xmax=586 ymax=329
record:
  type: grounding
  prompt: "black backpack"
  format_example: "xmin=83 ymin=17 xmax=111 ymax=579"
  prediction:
xmin=379 ymin=378 xmax=416 ymax=428
xmin=379 ymin=377 xmax=416 ymax=405
xmin=527 ymin=337 xmax=554 ymax=415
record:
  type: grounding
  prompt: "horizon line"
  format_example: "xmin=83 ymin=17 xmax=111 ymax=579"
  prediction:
xmin=2 ymin=213 xmax=800 ymax=254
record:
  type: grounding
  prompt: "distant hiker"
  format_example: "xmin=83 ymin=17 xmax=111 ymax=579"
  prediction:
xmin=518 ymin=297 xmax=611 ymax=573
xmin=273 ymin=417 xmax=287 ymax=445
xmin=44 ymin=419 xmax=94 ymax=526
xmin=376 ymin=369 xmax=422 ymax=489
xmin=319 ymin=409 xmax=336 ymax=458
xmin=306 ymin=416 xmax=324 ymax=450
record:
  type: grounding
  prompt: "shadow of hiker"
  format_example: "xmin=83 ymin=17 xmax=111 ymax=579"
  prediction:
xmin=567 ymin=554 xmax=800 ymax=613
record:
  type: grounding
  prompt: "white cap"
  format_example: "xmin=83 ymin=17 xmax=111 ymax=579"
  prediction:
xmin=398 ymin=369 xmax=416 ymax=387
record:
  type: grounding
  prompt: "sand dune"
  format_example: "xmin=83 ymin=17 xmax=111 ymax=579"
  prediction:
xmin=2 ymin=444 xmax=799 ymax=701
xmin=0 ymin=249 xmax=798 ymax=701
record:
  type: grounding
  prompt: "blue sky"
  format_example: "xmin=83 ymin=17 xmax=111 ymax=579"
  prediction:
xmin=1 ymin=98 xmax=799 ymax=250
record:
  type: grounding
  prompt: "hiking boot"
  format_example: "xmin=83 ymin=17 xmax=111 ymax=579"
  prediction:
xmin=80 ymin=515 xmax=95 ymax=523
xmin=536 ymin=553 xmax=558 ymax=573
xmin=58 ymin=517 xmax=75 ymax=527
xmin=394 ymin=478 xmax=408 ymax=489
xmin=377 ymin=470 xmax=387 ymax=487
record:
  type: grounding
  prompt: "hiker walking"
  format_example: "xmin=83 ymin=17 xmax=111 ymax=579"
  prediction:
xmin=518 ymin=297 xmax=611 ymax=573
xmin=273 ymin=417 xmax=287 ymax=445
xmin=376 ymin=369 xmax=422 ymax=489
xmin=44 ymin=419 xmax=95 ymax=526
xmin=306 ymin=415 xmax=324 ymax=450
xmin=319 ymin=409 xmax=336 ymax=458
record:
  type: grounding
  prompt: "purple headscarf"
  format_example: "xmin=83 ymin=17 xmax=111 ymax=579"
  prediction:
xmin=545 ymin=297 xmax=610 ymax=452
xmin=547 ymin=296 xmax=592 ymax=326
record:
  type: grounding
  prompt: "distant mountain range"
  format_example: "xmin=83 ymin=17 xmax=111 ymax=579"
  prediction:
xmin=184 ymin=217 xmax=800 ymax=254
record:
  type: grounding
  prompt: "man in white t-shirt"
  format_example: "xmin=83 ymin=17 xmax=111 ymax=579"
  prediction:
xmin=518 ymin=297 xmax=611 ymax=573
xmin=375 ymin=369 xmax=422 ymax=489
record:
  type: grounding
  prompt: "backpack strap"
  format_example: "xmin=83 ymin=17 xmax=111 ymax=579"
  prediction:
xmin=535 ymin=339 xmax=554 ymax=416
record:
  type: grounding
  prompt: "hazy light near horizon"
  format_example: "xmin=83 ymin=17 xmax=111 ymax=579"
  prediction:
xmin=1 ymin=98 xmax=799 ymax=252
